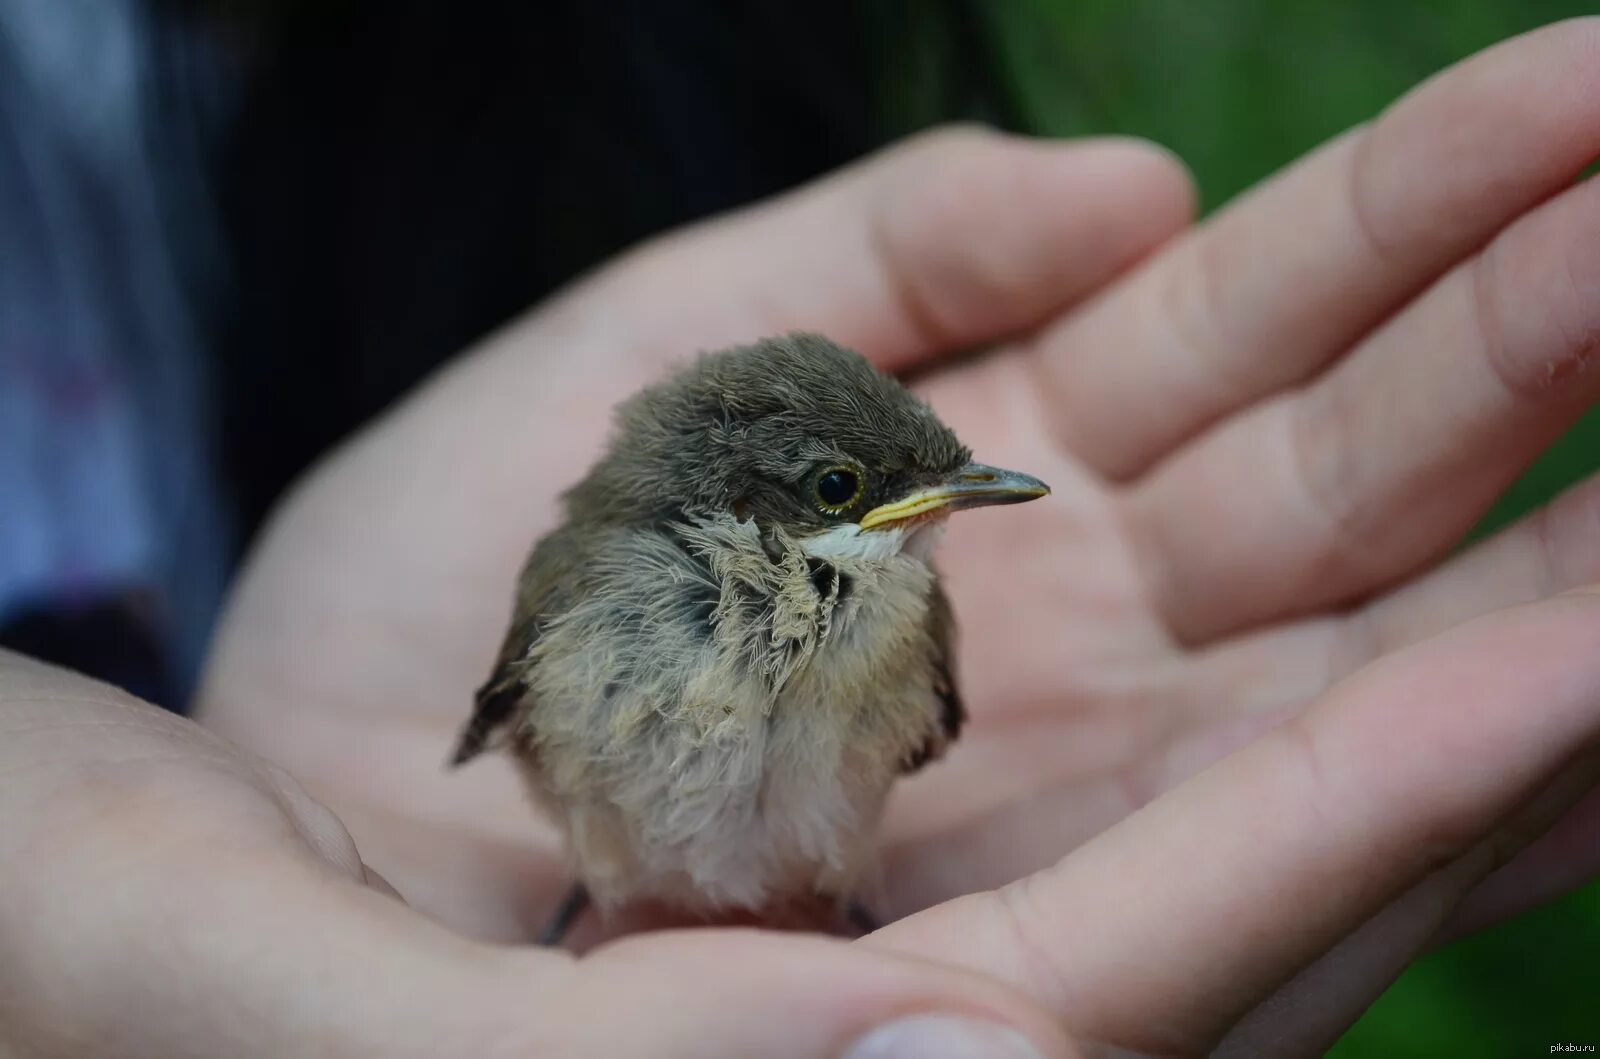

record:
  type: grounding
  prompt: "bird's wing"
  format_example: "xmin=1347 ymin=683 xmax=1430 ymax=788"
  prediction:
xmin=448 ymin=526 xmax=584 ymax=767
xmin=448 ymin=613 xmax=540 ymax=767
xmin=902 ymin=576 xmax=967 ymax=774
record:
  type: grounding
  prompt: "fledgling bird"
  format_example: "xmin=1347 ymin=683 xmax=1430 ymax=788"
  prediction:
xmin=449 ymin=332 xmax=1049 ymax=943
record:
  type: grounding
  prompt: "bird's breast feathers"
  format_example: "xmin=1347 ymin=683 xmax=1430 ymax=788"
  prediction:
xmin=513 ymin=512 xmax=947 ymax=911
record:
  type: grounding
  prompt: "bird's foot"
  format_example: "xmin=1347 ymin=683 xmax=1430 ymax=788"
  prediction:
xmin=844 ymin=899 xmax=881 ymax=936
xmin=537 ymin=882 xmax=592 ymax=947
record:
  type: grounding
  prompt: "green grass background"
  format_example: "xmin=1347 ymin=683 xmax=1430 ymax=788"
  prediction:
xmin=863 ymin=2 xmax=1600 ymax=1054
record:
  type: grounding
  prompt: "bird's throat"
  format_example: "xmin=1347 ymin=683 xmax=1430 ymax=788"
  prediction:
xmin=799 ymin=518 xmax=946 ymax=564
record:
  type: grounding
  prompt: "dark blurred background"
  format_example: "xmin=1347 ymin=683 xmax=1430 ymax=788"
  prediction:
xmin=1 ymin=1 xmax=1595 ymax=1051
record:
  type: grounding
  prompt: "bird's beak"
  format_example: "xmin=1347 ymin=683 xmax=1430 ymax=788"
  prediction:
xmin=858 ymin=462 xmax=1051 ymax=531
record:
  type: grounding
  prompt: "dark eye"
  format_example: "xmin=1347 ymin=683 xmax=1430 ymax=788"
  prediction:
xmin=814 ymin=467 xmax=862 ymax=511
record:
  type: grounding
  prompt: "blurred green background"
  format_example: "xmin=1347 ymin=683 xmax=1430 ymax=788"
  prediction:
xmin=863 ymin=2 xmax=1600 ymax=1054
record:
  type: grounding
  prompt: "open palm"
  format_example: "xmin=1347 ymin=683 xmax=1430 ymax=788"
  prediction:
xmin=197 ymin=21 xmax=1600 ymax=1055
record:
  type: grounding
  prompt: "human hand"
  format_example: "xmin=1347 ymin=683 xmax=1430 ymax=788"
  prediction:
xmin=0 ymin=649 xmax=1079 ymax=1058
xmin=197 ymin=17 xmax=1600 ymax=1057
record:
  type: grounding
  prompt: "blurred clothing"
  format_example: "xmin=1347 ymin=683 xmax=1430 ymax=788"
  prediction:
xmin=213 ymin=1 xmax=887 ymax=536
xmin=0 ymin=0 xmax=237 ymax=709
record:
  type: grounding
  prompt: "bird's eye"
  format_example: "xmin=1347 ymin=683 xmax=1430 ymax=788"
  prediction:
xmin=813 ymin=467 xmax=863 ymax=512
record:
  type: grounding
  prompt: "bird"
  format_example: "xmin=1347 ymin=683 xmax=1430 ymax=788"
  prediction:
xmin=448 ymin=331 xmax=1050 ymax=944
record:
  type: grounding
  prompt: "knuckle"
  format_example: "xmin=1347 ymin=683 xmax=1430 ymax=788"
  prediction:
xmin=1345 ymin=124 xmax=1408 ymax=267
xmin=1286 ymin=389 xmax=1372 ymax=579
xmin=1158 ymin=233 xmax=1249 ymax=404
xmin=992 ymin=877 xmax=1072 ymax=1009
xmin=1541 ymin=472 xmax=1600 ymax=591
xmin=901 ymin=121 xmax=1002 ymax=161
xmin=1473 ymin=223 xmax=1600 ymax=401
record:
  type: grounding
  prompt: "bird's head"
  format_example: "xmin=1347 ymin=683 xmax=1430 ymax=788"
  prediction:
xmin=564 ymin=332 xmax=1049 ymax=558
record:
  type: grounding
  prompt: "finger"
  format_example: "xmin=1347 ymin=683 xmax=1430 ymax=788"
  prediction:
xmin=571 ymin=124 xmax=1195 ymax=372
xmin=1436 ymin=775 xmax=1600 ymax=944
xmin=1347 ymin=470 xmax=1600 ymax=665
xmin=1216 ymin=746 xmax=1600 ymax=1058
xmin=1030 ymin=17 xmax=1600 ymax=478
xmin=1179 ymin=471 xmax=1600 ymax=722
xmin=1126 ymin=164 xmax=1600 ymax=642
xmin=568 ymin=932 xmax=1077 ymax=1059
xmin=869 ymin=590 xmax=1600 ymax=1056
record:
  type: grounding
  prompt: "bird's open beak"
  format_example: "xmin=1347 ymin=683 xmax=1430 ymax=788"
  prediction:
xmin=858 ymin=462 xmax=1051 ymax=531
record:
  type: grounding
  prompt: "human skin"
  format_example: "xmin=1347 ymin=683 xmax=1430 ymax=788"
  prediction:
xmin=4 ymin=16 xmax=1600 ymax=1059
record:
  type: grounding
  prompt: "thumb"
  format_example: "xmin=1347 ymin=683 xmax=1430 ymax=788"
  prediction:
xmin=529 ymin=928 xmax=1078 ymax=1059
xmin=0 ymin=652 xmax=1072 ymax=1059
xmin=133 ymin=872 xmax=1079 ymax=1059
xmin=9 ymin=817 xmax=1075 ymax=1059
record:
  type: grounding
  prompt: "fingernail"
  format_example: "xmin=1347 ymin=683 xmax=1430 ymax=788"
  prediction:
xmin=842 ymin=1015 xmax=1046 ymax=1059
